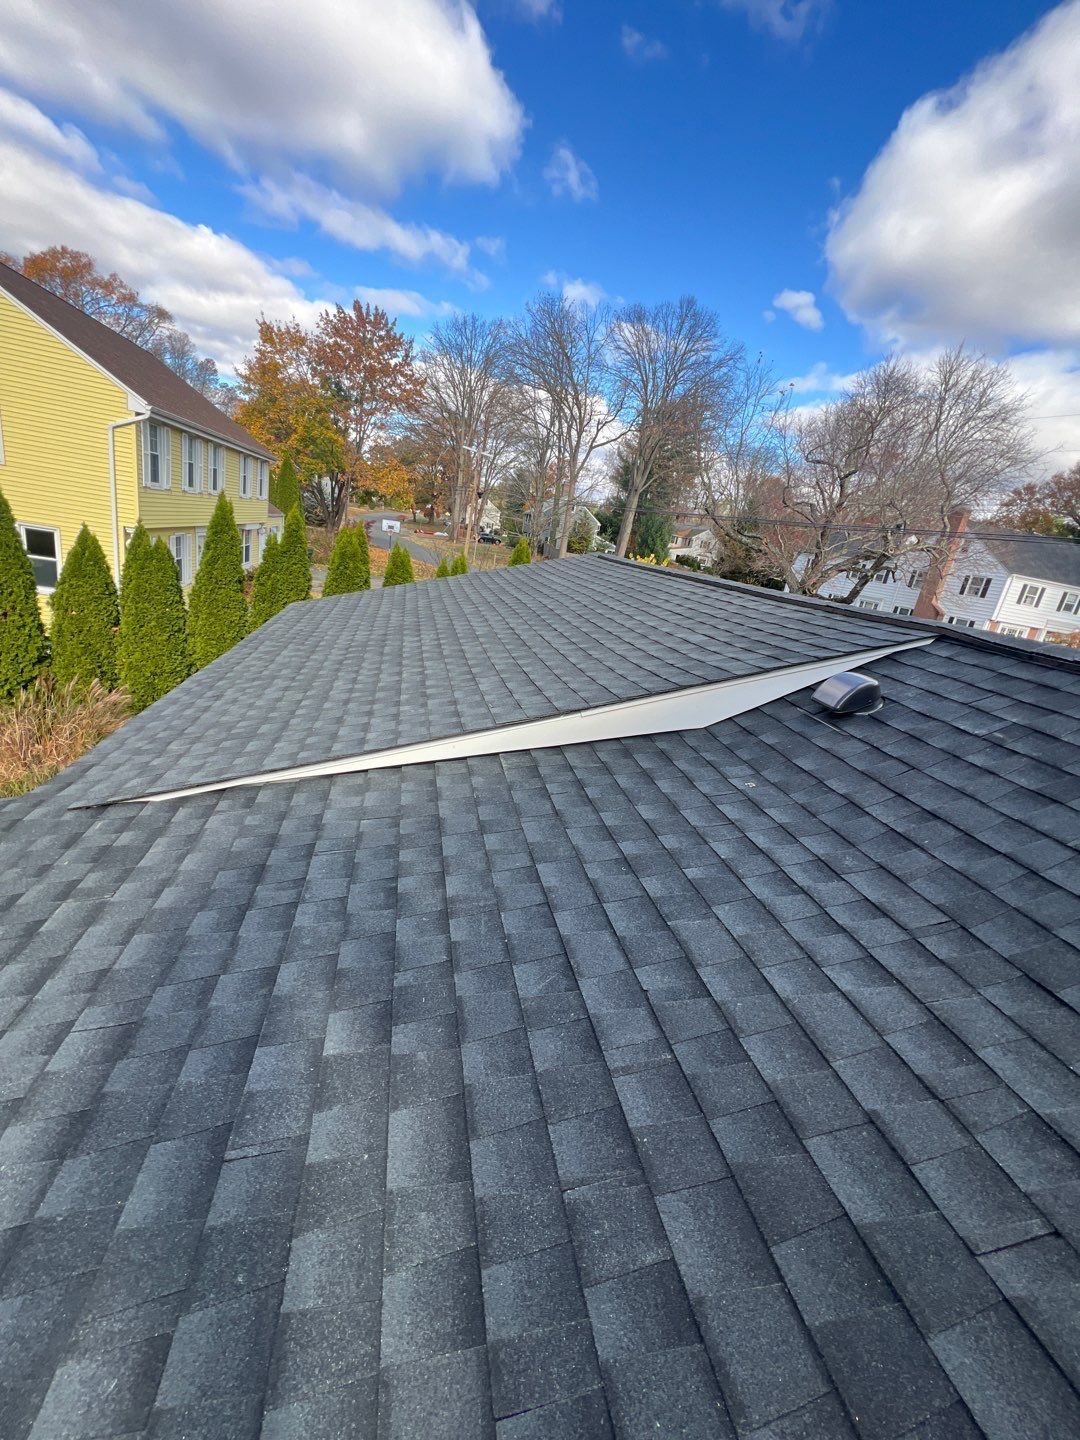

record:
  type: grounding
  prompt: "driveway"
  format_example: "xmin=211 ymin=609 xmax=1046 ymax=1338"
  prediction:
xmin=362 ymin=511 xmax=442 ymax=567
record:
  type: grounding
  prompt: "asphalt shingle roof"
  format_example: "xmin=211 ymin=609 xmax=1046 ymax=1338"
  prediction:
xmin=2 ymin=563 xmax=1080 ymax=1439
xmin=63 ymin=555 xmax=925 ymax=805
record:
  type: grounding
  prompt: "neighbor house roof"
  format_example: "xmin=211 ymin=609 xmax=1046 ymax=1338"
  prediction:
xmin=970 ymin=528 xmax=1080 ymax=589
xmin=0 ymin=260 xmax=274 ymax=460
xmin=2 ymin=557 xmax=1080 ymax=1439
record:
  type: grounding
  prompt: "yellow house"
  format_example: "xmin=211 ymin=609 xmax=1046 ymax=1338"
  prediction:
xmin=0 ymin=259 xmax=280 ymax=597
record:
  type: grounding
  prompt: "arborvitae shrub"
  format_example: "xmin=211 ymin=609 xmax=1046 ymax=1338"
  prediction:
xmin=49 ymin=524 xmax=119 ymax=690
xmin=354 ymin=519 xmax=371 ymax=591
xmin=508 ymin=537 xmax=532 ymax=566
xmin=435 ymin=558 xmax=450 ymax=578
xmin=280 ymin=505 xmax=312 ymax=604
xmin=118 ymin=527 xmax=191 ymax=710
xmin=270 ymin=453 xmax=301 ymax=515
xmin=0 ymin=484 xmax=49 ymax=701
xmin=323 ymin=527 xmax=368 ymax=597
xmin=187 ymin=493 xmax=248 ymax=668
xmin=450 ymin=552 xmax=468 ymax=576
xmin=383 ymin=543 xmax=415 ymax=586
xmin=250 ymin=531 xmax=285 ymax=628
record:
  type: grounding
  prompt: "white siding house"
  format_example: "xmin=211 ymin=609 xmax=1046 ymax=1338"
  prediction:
xmin=669 ymin=525 xmax=720 ymax=565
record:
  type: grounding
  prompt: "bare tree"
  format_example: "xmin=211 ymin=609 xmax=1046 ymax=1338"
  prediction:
xmin=507 ymin=293 xmax=624 ymax=556
xmin=611 ymin=297 xmax=738 ymax=557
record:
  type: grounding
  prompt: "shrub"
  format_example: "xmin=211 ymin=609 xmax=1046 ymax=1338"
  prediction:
xmin=323 ymin=527 xmax=368 ymax=597
xmin=508 ymin=538 xmax=532 ymax=566
xmin=0 ymin=674 xmax=129 ymax=797
xmin=49 ymin=524 xmax=119 ymax=690
xmin=270 ymin=453 xmax=301 ymax=515
xmin=435 ymin=557 xmax=450 ymax=578
xmin=354 ymin=518 xmax=371 ymax=590
xmin=279 ymin=505 xmax=312 ymax=604
xmin=450 ymin=552 xmax=469 ymax=576
xmin=250 ymin=531 xmax=286 ymax=627
xmin=187 ymin=493 xmax=248 ymax=668
xmin=118 ymin=528 xmax=191 ymax=710
xmin=0 ymin=484 xmax=49 ymax=701
xmin=383 ymin=543 xmax=415 ymax=586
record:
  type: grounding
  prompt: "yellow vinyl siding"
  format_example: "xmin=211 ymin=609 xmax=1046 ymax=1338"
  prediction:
xmin=0 ymin=290 xmax=137 ymax=583
xmin=137 ymin=428 xmax=273 ymax=530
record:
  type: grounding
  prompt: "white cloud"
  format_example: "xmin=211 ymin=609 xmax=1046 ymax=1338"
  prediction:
xmin=0 ymin=0 xmax=524 ymax=196
xmin=718 ymin=1 xmax=829 ymax=42
xmin=475 ymin=235 xmax=506 ymax=260
xmin=621 ymin=26 xmax=668 ymax=63
xmin=541 ymin=270 xmax=607 ymax=306
xmin=772 ymin=288 xmax=824 ymax=331
xmin=240 ymin=173 xmax=478 ymax=279
xmin=1006 ymin=349 xmax=1080 ymax=474
xmin=827 ymin=2 xmax=1080 ymax=350
xmin=784 ymin=360 xmax=858 ymax=394
xmin=0 ymin=86 xmax=100 ymax=172
xmin=0 ymin=120 xmax=451 ymax=371
xmin=544 ymin=143 xmax=599 ymax=202
xmin=513 ymin=0 xmax=562 ymax=17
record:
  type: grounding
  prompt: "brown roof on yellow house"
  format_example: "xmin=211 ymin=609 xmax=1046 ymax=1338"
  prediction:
xmin=0 ymin=259 xmax=274 ymax=460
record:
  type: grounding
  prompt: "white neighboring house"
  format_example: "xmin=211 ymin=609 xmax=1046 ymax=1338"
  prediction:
xmin=478 ymin=499 xmax=501 ymax=536
xmin=809 ymin=526 xmax=1080 ymax=643
xmin=669 ymin=525 xmax=719 ymax=566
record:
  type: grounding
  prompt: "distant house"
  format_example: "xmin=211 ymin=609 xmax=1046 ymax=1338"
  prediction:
xmin=478 ymin=498 xmax=502 ymax=535
xmin=669 ymin=524 xmax=719 ymax=566
xmin=0 ymin=259 xmax=279 ymax=593
xmin=801 ymin=512 xmax=1080 ymax=644
xmin=521 ymin=500 xmax=600 ymax=552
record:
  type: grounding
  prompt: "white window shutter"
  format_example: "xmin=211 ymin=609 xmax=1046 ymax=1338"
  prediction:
xmin=162 ymin=429 xmax=171 ymax=489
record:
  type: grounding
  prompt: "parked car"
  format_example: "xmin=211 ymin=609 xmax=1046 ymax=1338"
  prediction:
xmin=479 ymin=532 xmax=500 ymax=545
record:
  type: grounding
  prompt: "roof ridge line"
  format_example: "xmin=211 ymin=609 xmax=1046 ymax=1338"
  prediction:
xmin=593 ymin=554 xmax=1080 ymax=673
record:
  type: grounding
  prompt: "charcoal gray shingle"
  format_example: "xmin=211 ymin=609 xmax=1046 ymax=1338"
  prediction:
xmin=1 ymin=559 xmax=1080 ymax=1436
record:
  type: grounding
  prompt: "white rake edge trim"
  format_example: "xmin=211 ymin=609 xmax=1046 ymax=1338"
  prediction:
xmin=123 ymin=638 xmax=932 ymax=804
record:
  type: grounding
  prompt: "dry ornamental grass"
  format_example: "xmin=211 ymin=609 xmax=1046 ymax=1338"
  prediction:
xmin=0 ymin=676 xmax=130 ymax=797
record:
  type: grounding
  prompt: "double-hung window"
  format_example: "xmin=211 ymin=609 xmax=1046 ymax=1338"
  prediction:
xmin=1057 ymin=590 xmax=1080 ymax=615
xmin=873 ymin=568 xmax=896 ymax=585
xmin=257 ymin=460 xmax=268 ymax=501
xmin=240 ymin=456 xmax=253 ymax=498
xmin=945 ymin=615 xmax=977 ymax=628
xmin=998 ymin=624 xmax=1027 ymax=637
xmin=17 ymin=523 xmax=61 ymax=591
xmin=169 ymin=533 xmax=193 ymax=585
xmin=893 ymin=605 xmax=913 ymax=616
xmin=959 ymin=574 xmax=992 ymax=599
xmin=856 ymin=600 xmax=880 ymax=611
xmin=195 ymin=528 xmax=207 ymax=571
xmin=143 ymin=422 xmax=170 ymax=488
xmin=209 ymin=445 xmax=225 ymax=495
xmin=907 ymin=568 xmax=927 ymax=590
xmin=182 ymin=434 xmax=203 ymax=493
xmin=241 ymin=528 xmax=254 ymax=567
xmin=1017 ymin=583 xmax=1045 ymax=608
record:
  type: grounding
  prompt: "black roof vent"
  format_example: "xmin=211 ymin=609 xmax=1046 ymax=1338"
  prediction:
xmin=812 ymin=671 xmax=883 ymax=716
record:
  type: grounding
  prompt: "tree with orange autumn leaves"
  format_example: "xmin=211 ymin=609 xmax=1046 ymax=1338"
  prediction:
xmin=235 ymin=302 xmax=422 ymax=531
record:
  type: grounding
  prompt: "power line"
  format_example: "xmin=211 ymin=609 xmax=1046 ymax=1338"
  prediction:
xmin=652 ymin=511 xmax=1079 ymax=546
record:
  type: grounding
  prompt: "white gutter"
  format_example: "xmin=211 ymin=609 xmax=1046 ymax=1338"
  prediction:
xmin=108 ymin=412 xmax=150 ymax=582
xmin=120 ymin=637 xmax=932 ymax=805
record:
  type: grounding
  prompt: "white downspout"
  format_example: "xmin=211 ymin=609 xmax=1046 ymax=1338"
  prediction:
xmin=108 ymin=411 xmax=150 ymax=582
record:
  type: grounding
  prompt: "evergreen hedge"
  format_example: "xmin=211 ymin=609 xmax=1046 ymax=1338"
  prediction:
xmin=279 ymin=505 xmax=312 ymax=604
xmin=355 ymin=519 xmax=371 ymax=590
xmin=383 ymin=543 xmax=415 ymax=586
xmin=250 ymin=531 xmax=285 ymax=628
xmin=270 ymin=453 xmax=301 ymax=516
xmin=509 ymin=537 xmax=532 ymax=566
xmin=450 ymin=552 xmax=469 ymax=576
xmin=49 ymin=524 xmax=119 ymax=690
xmin=435 ymin=557 xmax=450 ymax=578
xmin=187 ymin=493 xmax=248 ymax=668
xmin=323 ymin=527 xmax=368 ymax=597
xmin=118 ymin=527 xmax=191 ymax=711
xmin=0 ymin=485 xmax=49 ymax=701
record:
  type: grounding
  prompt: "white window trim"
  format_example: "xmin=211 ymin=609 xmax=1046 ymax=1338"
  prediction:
xmin=0 ymin=406 xmax=6 ymax=464
xmin=256 ymin=460 xmax=268 ymax=501
xmin=142 ymin=421 xmax=171 ymax=490
xmin=182 ymin=434 xmax=204 ymax=494
xmin=169 ymin=532 xmax=193 ymax=585
xmin=17 ymin=522 xmax=62 ymax=593
xmin=945 ymin=615 xmax=977 ymax=628
xmin=195 ymin=527 xmax=207 ymax=571
xmin=997 ymin=624 xmax=1028 ymax=637
xmin=240 ymin=455 xmax=253 ymax=499
xmin=241 ymin=528 xmax=255 ymax=568
xmin=1017 ymin=583 xmax=1045 ymax=608
xmin=958 ymin=574 xmax=992 ymax=599
xmin=1056 ymin=590 xmax=1080 ymax=615
xmin=209 ymin=444 xmax=225 ymax=495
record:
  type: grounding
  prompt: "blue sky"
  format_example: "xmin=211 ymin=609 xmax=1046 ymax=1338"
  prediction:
xmin=0 ymin=1 xmax=1077 ymax=464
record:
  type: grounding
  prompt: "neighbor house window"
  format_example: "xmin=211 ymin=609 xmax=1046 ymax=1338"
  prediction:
xmin=856 ymin=600 xmax=880 ymax=611
xmin=945 ymin=615 xmax=977 ymax=628
xmin=1057 ymin=590 xmax=1080 ymax=615
xmin=1017 ymin=584 xmax=1045 ymax=607
xmin=998 ymin=624 xmax=1027 ymax=637
xmin=143 ymin=422 xmax=170 ymax=488
xmin=959 ymin=574 xmax=992 ymax=599
xmin=893 ymin=606 xmax=913 ymax=616
xmin=907 ymin=568 xmax=927 ymax=589
xmin=169 ymin=532 xmax=192 ymax=585
xmin=209 ymin=445 xmax=225 ymax=495
xmin=257 ymin=460 xmax=268 ymax=501
xmin=17 ymin=523 xmax=61 ymax=590
xmin=182 ymin=434 xmax=203 ymax=493
xmin=241 ymin=528 xmax=254 ymax=567
xmin=873 ymin=568 xmax=896 ymax=584
xmin=240 ymin=456 xmax=253 ymax=498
